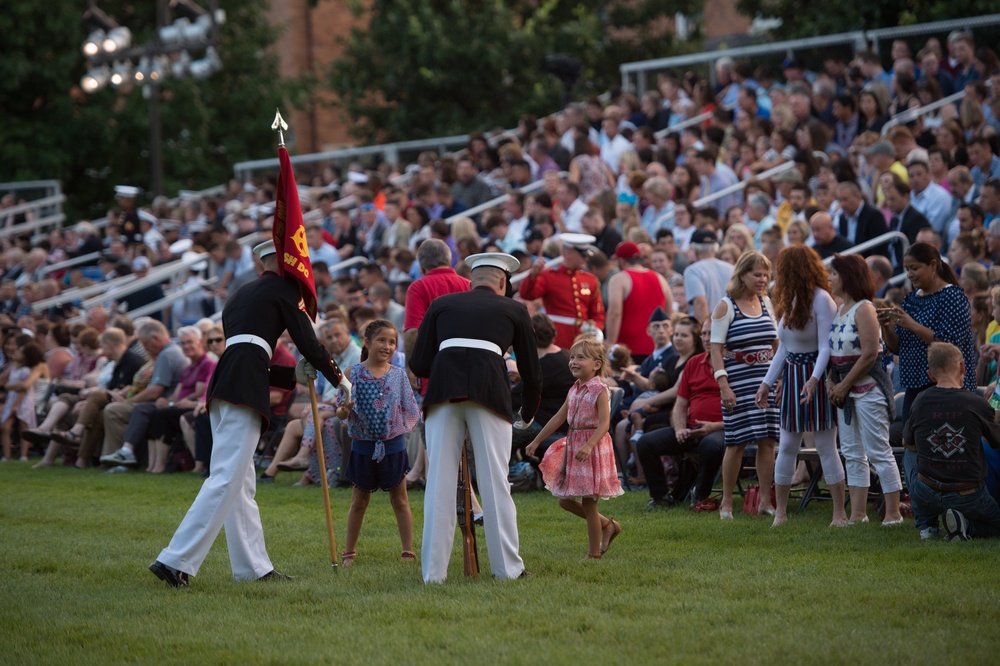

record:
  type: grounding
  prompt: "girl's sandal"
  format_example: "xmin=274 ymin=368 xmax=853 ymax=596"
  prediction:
xmin=341 ymin=551 xmax=357 ymax=567
xmin=401 ymin=550 xmax=416 ymax=561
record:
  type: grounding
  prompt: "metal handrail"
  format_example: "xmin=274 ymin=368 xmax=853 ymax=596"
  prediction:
xmin=881 ymin=91 xmax=966 ymax=136
xmin=70 ymin=276 xmax=220 ymax=324
xmin=0 ymin=194 xmax=65 ymax=218
xmin=0 ymin=213 xmax=66 ymax=239
xmin=327 ymin=255 xmax=371 ymax=274
xmin=38 ymin=252 xmax=103 ymax=278
xmin=0 ymin=179 xmax=62 ymax=194
xmin=655 ymin=161 xmax=796 ymax=229
xmin=79 ymin=253 xmax=210 ymax=310
xmin=619 ymin=14 xmax=1000 ymax=96
xmin=620 ymin=31 xmax=868 ymax=94
xmin=820 ymin=230 xmax=910 ymax=265
xmin=30 ymin=231 xmax=262 ymax=312
xmin=866 ymin=14 xmax=1000 ymax=43
xmin=511 ymin=256 xmax=563 ymax=285
xmin=444 ymin=173 xmax=565 ymax=224
xmin=32 ymin=257 xmax=190 ymax=312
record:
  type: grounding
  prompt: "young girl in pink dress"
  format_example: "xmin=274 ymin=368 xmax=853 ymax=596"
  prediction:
xmin=526 ymin=337 xmax=623 ymax=559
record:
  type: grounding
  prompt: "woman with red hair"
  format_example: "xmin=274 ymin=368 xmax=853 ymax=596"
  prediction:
xmin=755 ymin=245 xmax=845 ymax=526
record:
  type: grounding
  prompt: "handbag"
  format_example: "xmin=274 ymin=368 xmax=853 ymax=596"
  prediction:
xmin=742 ymin=484 xmax=761 ymax=515
xmin=742 ymin=483 xmax=776 ymax=515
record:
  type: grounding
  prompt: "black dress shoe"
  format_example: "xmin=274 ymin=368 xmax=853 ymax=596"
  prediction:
xmin=645 ymin=498 xmax=675 ymax=510
xmin=257 ymin=569 xmax=293 ymax=581
xmin=149 ymin=560 xmax=189 ymax=588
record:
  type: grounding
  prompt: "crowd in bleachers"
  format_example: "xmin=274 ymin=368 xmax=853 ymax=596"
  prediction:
xmin=4 ymin=28 xmax=1000 ymax=541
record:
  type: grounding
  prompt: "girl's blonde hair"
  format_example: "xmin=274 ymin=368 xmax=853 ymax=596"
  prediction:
xmin=570 ymin=336 xmax=611 ymax=378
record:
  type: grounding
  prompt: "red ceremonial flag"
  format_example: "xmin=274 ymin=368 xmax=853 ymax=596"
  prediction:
xmin=273 ymin=145 xmax=318 ymax=320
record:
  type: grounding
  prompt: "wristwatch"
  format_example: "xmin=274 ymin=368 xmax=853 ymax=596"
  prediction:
xmin=169 ymin=401 xmax=175 ymax=408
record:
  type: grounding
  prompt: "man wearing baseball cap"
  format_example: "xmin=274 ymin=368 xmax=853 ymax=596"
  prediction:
xmin=683 ymin=229 xmax=733 ymax=323
xmin=518 ymin=233 xmax=605 ymax=348
xmin=410 ymin=252 xmax=541 ymax=583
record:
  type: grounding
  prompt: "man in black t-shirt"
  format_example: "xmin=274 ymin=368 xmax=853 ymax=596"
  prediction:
xmin=904 ymin=342 xmax=1000 ymax=541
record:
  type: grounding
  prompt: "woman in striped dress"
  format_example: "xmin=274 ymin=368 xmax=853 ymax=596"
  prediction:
xmin=755 ymin=246 xmax=845 ymax=527
xmin=710 ymin=251 xmax=779 ymax=519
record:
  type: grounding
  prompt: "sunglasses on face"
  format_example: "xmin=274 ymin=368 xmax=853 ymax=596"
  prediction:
xmin=208 ymin=337 xmax=224 ymax=344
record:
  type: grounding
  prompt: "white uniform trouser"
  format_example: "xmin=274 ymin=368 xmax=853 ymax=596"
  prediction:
xmin=157 ymin=402 xmax=273 ymax=580
xmin=838 ymin=389 xmax=903 ymax=492
xmin=422 ymin=402 xmax=524 ymax=583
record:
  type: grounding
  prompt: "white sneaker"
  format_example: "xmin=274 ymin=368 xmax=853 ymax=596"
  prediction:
xmin=919 ymin=526 xmax=939 ymax=540
xmin=629 ymin=430 xmax=644 ymax=444
xmin=944 ymin=509 xmax=970 ymax=541
xmin=100 ymin=447 xmax=137 ymax=466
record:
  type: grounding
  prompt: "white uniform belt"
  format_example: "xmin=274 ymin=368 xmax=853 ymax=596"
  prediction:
xmin=548 ymin=314 xmax=583 ymax=326
xmin=439 ymin=337 xmax=503 ymax=356
xmin=225 ymin=334 xmax=273 ymax=358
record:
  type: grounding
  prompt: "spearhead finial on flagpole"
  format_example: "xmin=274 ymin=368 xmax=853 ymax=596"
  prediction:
xmin=271 ymin=109 xmax=289 ymax=147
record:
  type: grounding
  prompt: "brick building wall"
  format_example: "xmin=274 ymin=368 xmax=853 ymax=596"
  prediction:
xmin=267 ymin=0 xmax=364 ymax=153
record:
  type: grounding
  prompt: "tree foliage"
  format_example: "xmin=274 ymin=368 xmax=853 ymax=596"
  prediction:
xmin=0 ymin=0 xmax=311 ymax=220
xmin=328 ymin=0 xmax=698 ymax=144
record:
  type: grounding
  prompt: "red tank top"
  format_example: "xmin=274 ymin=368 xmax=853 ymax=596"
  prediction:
xmin=618 ymin=269 xmax=665 ymax=356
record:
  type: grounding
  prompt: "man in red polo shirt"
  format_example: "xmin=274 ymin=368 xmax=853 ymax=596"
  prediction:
xmin=635 ymin=320 xmax=724 ymax=508
xmin=404 ymin=239 xmax=471 ymax=377
xmin=518 ymin=233 xmax=605 ymax=349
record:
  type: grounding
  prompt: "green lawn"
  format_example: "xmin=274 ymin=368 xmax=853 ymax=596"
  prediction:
xmin=2 ymin=464 xmax=999 ymax=665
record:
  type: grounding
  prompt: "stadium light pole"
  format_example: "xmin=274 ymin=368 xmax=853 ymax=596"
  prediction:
xmin=79 ymin=0 xmax=225 ymax=196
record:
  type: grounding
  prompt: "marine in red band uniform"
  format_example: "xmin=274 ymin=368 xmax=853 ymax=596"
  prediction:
xmin=150 ymin=240 xmax=345 ymax=588
xmin=517 ymin=233 xmax=605 ymax=349
xmin=410 ymin=252 xmax=542 ymax=583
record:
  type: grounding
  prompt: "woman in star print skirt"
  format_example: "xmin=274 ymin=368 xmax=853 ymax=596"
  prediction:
xmin=335 ymin=319 xmax=420 ymax=566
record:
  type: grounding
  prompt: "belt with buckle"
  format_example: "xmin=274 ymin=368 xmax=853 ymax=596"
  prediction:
xmin=723 ymin=348 xmax=774 ymax=365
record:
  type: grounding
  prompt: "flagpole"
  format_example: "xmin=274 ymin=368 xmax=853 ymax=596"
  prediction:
xmin=309 ymin=381 xmax=340 ymax=569
xmin=272 ymin=109 xmax=339 ymax=569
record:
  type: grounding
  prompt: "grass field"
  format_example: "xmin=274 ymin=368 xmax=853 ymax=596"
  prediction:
xmin=2 ymin=463 xmax=999 ymax=665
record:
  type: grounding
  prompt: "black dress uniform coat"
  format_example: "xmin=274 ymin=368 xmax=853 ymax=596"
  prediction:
xmin=410 ymin=286 xmax=542 ymax=423
xmin=207 ymin=271 xmax=342 ymax=429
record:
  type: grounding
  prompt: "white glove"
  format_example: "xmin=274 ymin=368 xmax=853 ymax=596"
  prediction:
xmin=512 ymin=412 xmax=534 ymax=431
xmin=295 ymin=358 xmax=317 ymax=384
xmin=338 ymin=377 xmax=352 ymax=405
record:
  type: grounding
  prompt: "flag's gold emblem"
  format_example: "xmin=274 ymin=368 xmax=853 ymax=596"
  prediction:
xmin=292 ymin=225 xmax=308 ymax=257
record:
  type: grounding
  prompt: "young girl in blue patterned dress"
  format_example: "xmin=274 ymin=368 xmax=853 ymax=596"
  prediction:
xmin=335 ymin=320 xmax=420 ymax=566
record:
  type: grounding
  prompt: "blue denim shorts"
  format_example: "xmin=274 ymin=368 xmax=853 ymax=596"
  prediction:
xmin=345 ymin=449 xmax=409 ymax=492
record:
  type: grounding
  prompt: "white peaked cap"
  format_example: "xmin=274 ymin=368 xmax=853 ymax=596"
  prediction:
xmin=466 ymin=252 xmax=520 ymax=273
xmin=253 ymin=240 xmax=277 ymax=259
xmin=557 ymin=233 xmax=597 ymax=250
xmin=115 ymin=185 xmax=141 ymax=198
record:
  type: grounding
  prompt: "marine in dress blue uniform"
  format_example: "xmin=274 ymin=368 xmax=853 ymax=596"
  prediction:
xmin=410 ymin=253 xmax=542 ymax=583
xmin=150 ymin=241 xmax=344 ymax=587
